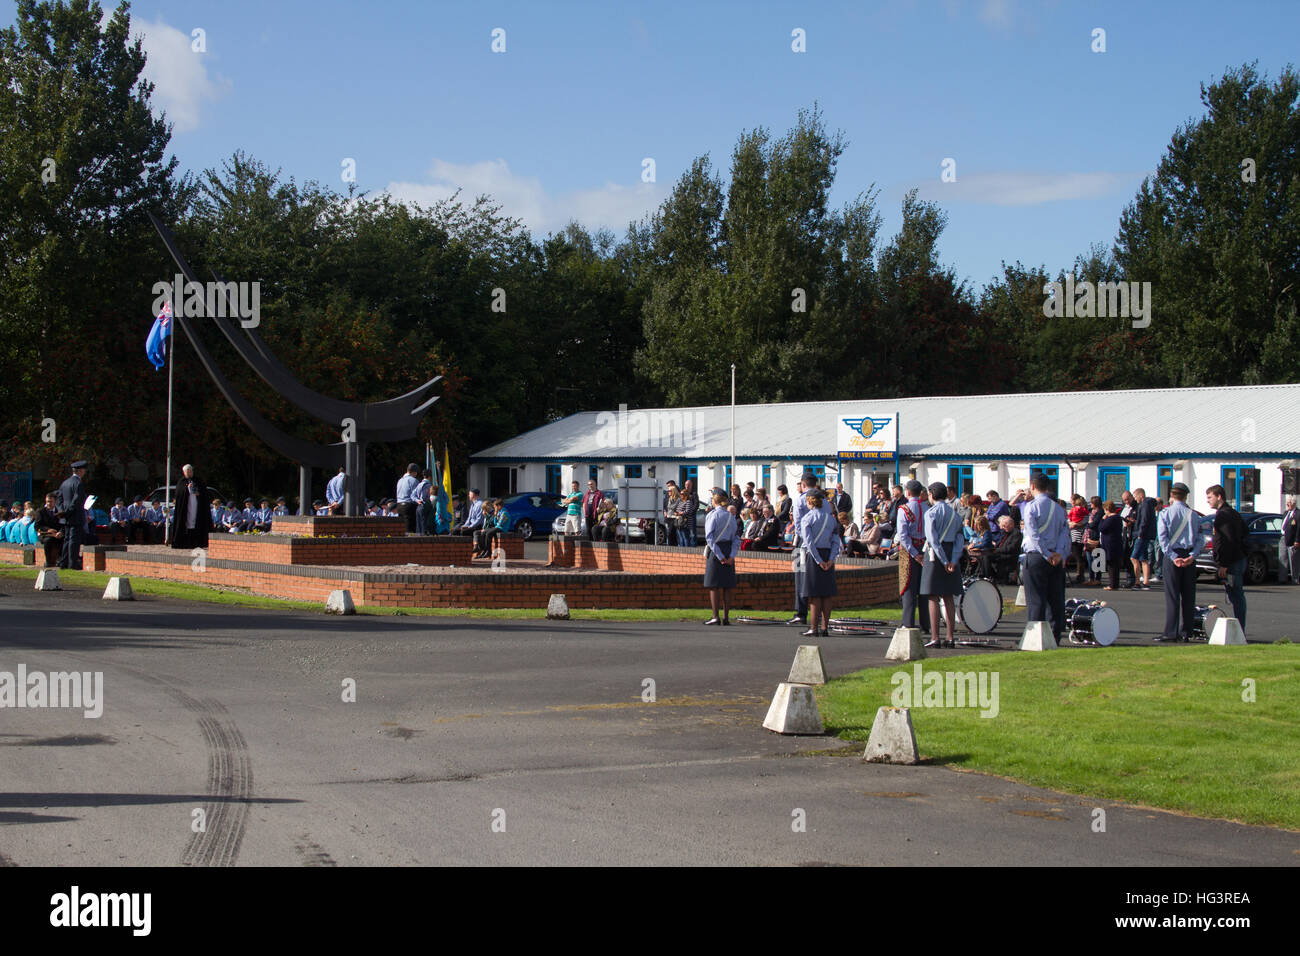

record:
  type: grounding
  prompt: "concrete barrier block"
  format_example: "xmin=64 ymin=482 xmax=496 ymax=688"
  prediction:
xmin=885 ymin=627 xmax=927 ymax=662
xmin=762 ymin=682 xmax=824 ymax=735
xmin=34 ymin=569 xmax=61 ymax=591
xmin=863 ymin=706 xmax=919 ymax=764
xmin=102 ymin=577 xmax=133 ymax=600
xmin=325 ymin=589 xmax=355 ymax=615
xmin=1208 ymin=616 xmax=1246 ymax=645
xmin=546 ymin=593 xmax=570 ymax=620
xmin=1014 ymin=584 xmax=1026 ymax=607
xmin=1019 ymin=620 xmax=1057 ymax=651
xmin=787 ymin=645 xmax=826 ymax=684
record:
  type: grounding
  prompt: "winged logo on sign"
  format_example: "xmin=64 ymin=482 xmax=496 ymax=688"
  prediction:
xmin=843 ymin=417 xmax=893 ymax=439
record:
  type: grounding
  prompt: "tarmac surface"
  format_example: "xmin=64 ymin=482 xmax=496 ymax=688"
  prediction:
xmin=0 ymin=572 xmax=1297 ymax=866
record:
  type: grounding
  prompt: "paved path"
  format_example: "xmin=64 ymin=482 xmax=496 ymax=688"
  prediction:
xmin=0 ymin=579 xmax=1296 ymax=866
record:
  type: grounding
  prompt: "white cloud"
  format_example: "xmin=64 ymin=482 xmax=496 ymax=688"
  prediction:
xmin=134 ymin=18 xmax=228 ymax=133
xmin=386 ymin=158 xmax=666 ymax=236
xmin=911 ymin=170 xmax=1144 ymax=206
xmin=977 ymin=0 xmax=1014 ymax=28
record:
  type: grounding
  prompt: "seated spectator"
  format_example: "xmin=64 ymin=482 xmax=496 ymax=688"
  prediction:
xmin=146 ymin=499 xmax=166 ymax=543
xmin=254 ymin=499 xmax=273 ymax=532
xmin=980 ymin=515 xmax=1023 ymax=583
xmin=313 ymin=499 xmax=329 ymax=516
xmin=596 ymin=499 xmax=620 ymax=542
xmin=743 ymin=504 xmax=782 ymax=551
xmin=473 ymin=501 xmax=497 ymax=556
xmin=838 ymin=511 xmax=857 ymax=548
xmin=273 ymin=497 xmax=290 ymax=517
xmin=211 ymin=499 xmax=225 ymax=527
xmin=110 ymin=498 xmax=130 ymax=541
xmin=741 ymin=507 xmax=759 ymax=539
xmin=965 ymin=515 xmax=991 ymax=574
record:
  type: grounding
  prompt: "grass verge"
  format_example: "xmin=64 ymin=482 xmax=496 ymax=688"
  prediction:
xmin=0 ymin=565 xmax=900 ymax=622
xmin=817 ymin=645 xmax=1300 ymax=830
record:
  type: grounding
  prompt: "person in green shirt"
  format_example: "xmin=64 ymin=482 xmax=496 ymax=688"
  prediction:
xmin=561 ymin=480 xmax=582 ymax=536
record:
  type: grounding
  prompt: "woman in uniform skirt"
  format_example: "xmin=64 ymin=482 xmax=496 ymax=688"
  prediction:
xmin=921 ymin=482 xmax=964 ymax=648
xmin=798 ymin=490 xmax=842 ymax=637
xmin=703 ymin=491 xmax=740 ymax=625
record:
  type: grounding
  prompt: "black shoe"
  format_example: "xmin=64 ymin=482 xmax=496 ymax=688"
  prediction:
xmin=704 ymin=617 xmax=721 ymax=626
xmin=819 ymin=628 xmax=830 ymax=637
xmin=721 ymin=618 xmax=731 ymax=626
xmin=944 ymin=639 xmax=956 ymax=648
xmin=1153 ymin=634 xmax=1182 ymax=643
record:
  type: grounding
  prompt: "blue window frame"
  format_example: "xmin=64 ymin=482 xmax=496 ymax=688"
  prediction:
xmin=589 ymin=465 xmax=599 ymax=481
xmin=1156 ymin=465 xmax=1173 ymax=503
xmin=803 ymin=464 xmax=826 ymax=485
xmin=545 ymin=465 xmax=561 ymax=495
xmin=1098 ymin=466 xmax=1130 ymax=505
xmin=947 ymin=465 xmax=973 ymax=497
xmin=724 ymin=465 xmax=732 ymax=492
xmin=761 ymin=465 xmax=771 ymax=492
xmin=624 ymin=464 xmax=643 ymax=479
xmin=1220 ymin=465 xmax=1258 ymax=512
xmin=1030 ymin=463 xmax=1059 ymax=498
xmin=679 ymin=465 xmax=697 ymax=490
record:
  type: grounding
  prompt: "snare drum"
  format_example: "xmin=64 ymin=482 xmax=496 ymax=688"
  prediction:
xmin=1067 ymin=601 xmax=1120 ymax=646
xmin=1192 ymin=605 xmax=1225 ymax=641
xmin=941 ymin=578 xmax=1003 ymax=635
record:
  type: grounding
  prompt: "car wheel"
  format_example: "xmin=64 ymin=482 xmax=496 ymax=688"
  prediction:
xmin=515 ymin=519 xmax=534 ymax=540
xmin=1246 ymin=552 xmax=1267 ymax=585
xmin=655 ymin=523 xmax=667 ymax=545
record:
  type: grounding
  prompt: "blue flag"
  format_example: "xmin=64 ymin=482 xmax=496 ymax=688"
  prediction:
xmin=146 ymin=301 xmax=173 ymax=370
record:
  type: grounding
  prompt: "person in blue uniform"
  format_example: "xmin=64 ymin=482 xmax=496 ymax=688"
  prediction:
xmin=1155 ymin=482 xmax=1205 ymax=642
xmin=57 ymin=459 xmax=89 ymax=569
xmin=128 ymin=495 xmax=150 ymax=544
xmin=273 ymin=497 xmax=290 ymax=517
xmin=921 ymin=482 xmax=964 ymax=648
xmin=1020 ymin=473 xmax=1069 ymax=643
xmin=798 ymin=489 xmax=842 ymax=637
xmin=325 ymin=466 xmax=345 ymax=515
xmin=413 ymin=470 xmax=432 ymax=535
xmin=787 ymin=474 xmax=818 ymax=626
xmin=110 ymin=498 xmax=130 ymax=542
xmin=254 ymin=499 xmax=273 ymax=532
xmin=703 ymin=490 xmax=740 ymax=625
xmin=146 ymin=499 xmax=165 ymax=543
xmin=896 ymin=479 xmax=931 ymax=632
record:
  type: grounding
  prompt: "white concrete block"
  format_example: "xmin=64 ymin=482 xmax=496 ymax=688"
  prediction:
xmin=1019 ymin=620 xmax=1057 ymax=651
xmin=787 ymin=645 xmax=826 ymax=685
xmin=102 ymin=577 xmax=133 ymax=600
xmin=885 ymin=627 xmax=927 ymax=662
xmin=762 ymin=682 xmax=824 ymax=735
xmin=34 ymin=569 xmax=61 ymax=591
xmin=546 ymin=593 xmax=570 ymax=620
xmin=325 ymin=589 xmax=355 ymax=615
xmin=1208 ymin=616 xmax=1246 ymax=645
xmin=1014 ymin=584 xmax=1026 ymax=607
xmin=863 ymin=706 xmax=919 ymax=765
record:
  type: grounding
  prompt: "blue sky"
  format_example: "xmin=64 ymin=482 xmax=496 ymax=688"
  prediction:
xmin=8 ymin=0 xmax=1299 ymax=288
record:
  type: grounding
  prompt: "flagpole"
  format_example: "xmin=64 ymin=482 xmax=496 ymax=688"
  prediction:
xmin=163 ymin=308 xmax=175 ymax=544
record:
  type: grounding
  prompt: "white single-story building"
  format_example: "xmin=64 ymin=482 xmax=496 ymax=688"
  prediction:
xmin=469 ymin=383 xmax=1300 ymax=515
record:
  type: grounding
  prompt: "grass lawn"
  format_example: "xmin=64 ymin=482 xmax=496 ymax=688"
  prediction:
xmin=0 ymin=565 xmax=900 ymax=622
xmin=818 ymin=645 xmax=1300 ymax=830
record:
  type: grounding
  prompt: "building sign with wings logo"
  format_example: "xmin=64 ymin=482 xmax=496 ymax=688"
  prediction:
xmin=837 ymin=413 xmax=898 ymax=461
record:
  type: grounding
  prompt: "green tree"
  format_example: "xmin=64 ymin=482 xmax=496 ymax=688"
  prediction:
xmin=1115 ymin=63 xmax=1300 ymax=385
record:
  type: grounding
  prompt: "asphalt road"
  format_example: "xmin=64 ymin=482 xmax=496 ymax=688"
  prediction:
xmin=0 ymin=577 xmax=1296 ymax=866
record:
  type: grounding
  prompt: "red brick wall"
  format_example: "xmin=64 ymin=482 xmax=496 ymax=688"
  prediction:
xmin=207 ymin=534 xmax=523 ymax=566
xmin=271 ymin=515 xmax=407 ymax=537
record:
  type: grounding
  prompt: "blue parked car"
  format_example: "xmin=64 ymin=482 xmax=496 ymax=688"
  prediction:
xmin=492 ymin=492 xmax=565 ymax=539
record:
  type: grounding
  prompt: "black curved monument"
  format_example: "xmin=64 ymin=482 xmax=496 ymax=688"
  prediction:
xmin=148 ymin=213 xmax=440 ymax=516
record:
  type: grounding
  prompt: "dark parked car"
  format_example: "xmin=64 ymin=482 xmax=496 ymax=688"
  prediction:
xmin=1195 ymin=512 xmax=1283 ymax=585
xmin=495 ymin=491 xmax=565 ymax=539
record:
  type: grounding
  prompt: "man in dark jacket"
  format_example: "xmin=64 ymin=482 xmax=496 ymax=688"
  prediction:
xmin=169 ymin=464 xmax=213 ymax=549
xmin=57 ymin=459 xmax=88 ymax=569
xmin=582 ymin=479 xmax=605 ymax=543
xmin=1130 ymin=488 xmax=1158 ymax=588
xmin=1282 ymin=496 xmax=1299 ymax=584
xmin=832 ymin=482 xmax=853 ymax=518
xmin=981 ymin=515 xmax=1023 ymax=582
xmin=1206 ymin=484 xmax=1247 ymax=631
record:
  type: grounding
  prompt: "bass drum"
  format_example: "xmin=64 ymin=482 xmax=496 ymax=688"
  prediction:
xmin=1192 ymin=605 xmax=1225 ymax=641
xmin=1068 ymin=602 xmax=1120 ymax=646
xmin=957 ymin=578 xmax=1002 ymax=635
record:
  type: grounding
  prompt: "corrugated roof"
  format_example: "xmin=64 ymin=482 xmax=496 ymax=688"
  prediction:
xmin=472 ymin=383 xmax=1300 ymax=460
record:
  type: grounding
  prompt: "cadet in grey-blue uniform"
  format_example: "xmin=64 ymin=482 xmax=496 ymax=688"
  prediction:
xmin=1020 ymin=473 xmax=1070 ymax=643
xmin=57 ymin=459 xmax=88 ymax=569
xmin=702 ymin=489 xmax=741 ymax=625
xmin=921 ymin=482 xmax=965 ymax=647
xmin=787 ymin=474 xmax=819 ymax=625
xmin=896 ymin=479 xmax=931 ymax=631
xmin=1155 ymin=482 xmax=1204 ymax=642
xmin=798 ymin=489 xmax=842 ymax=637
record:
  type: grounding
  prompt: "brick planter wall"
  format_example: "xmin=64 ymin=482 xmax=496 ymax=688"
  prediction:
xmin=207 ymin=534 xmax=524 ymax=566
xmin=270 ymin=515 xmax=407 ymax=537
